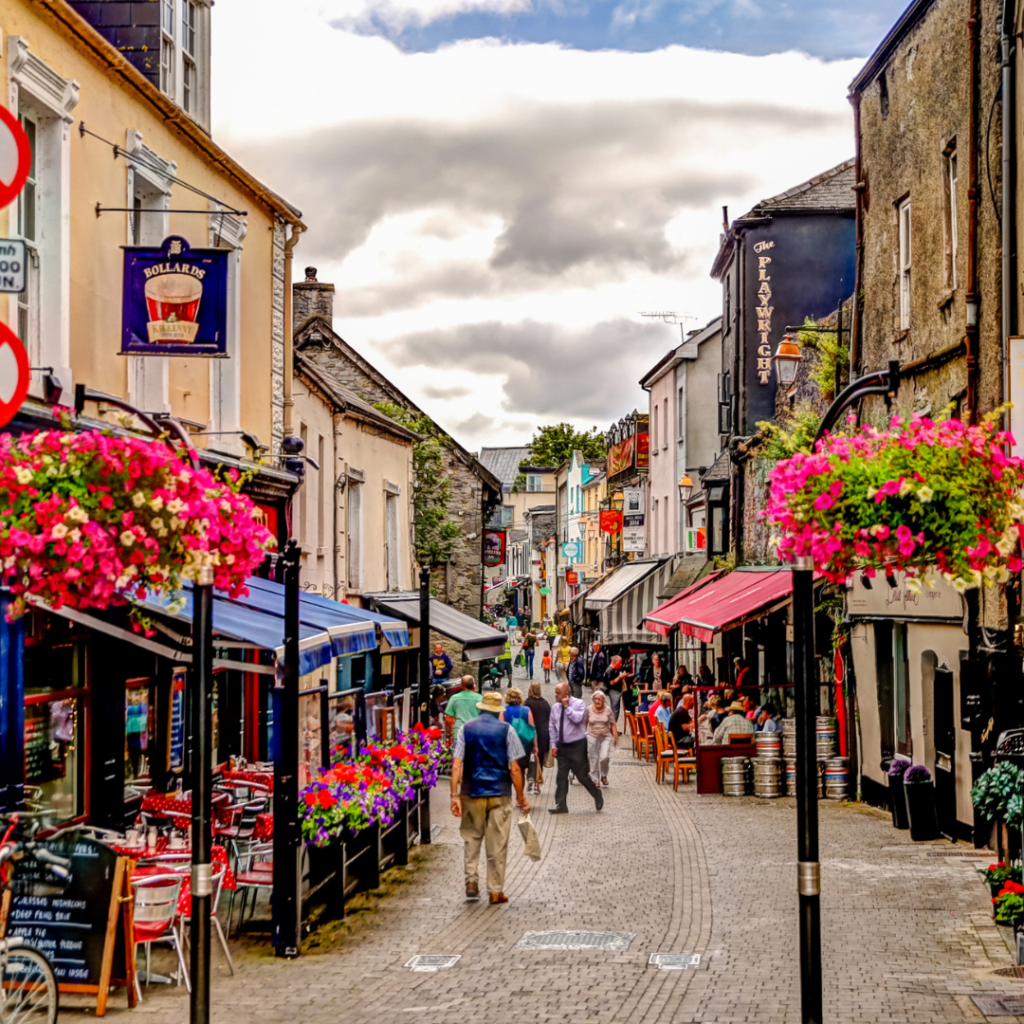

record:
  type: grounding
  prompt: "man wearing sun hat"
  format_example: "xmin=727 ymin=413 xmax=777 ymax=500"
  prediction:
xmin=713 ymin=700 xmax=756 ymax=744
xmin=450 ymin=689 xmax=531 ymax=904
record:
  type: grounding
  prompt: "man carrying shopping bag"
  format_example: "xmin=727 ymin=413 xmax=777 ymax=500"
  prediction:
xmin=451 ymin=690 xmax=530 ymax=904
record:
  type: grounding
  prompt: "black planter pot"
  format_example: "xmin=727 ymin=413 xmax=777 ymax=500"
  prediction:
xmin=889 ymin=776 xmax=909 ymax=829
xmin=903 ymin=778 xmax=939 ymax=841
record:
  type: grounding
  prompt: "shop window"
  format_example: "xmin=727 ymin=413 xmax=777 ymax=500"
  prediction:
xmin=385 ymin=489 xmax=400 ymax=590
xmin=707 ymin=485 xmax=729 ymax=556
xmin=347 ymin=476 xmax=363 ymax=589
xmin=23 ymin=618 xmax=87 ymax=822
xmin=874 ymin=621 xmax=911 ymax=758
xmin=124 ymin=678 xmax=154 ymax=785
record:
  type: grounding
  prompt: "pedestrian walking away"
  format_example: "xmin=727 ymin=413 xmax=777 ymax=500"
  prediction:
xmin=545 ymin=620 xmax=558 ymax=651
xmin=501 ymin=687 xmax=537 ymax=785
xmin=497 ymin=639 xmax=513 ymax=686
xmin=522 ymin=626 xmax=538 ymax=680
xmin=548 ymin=682 xmax=604 ymax=814
xmin=542 ymin=649 xmax=552 ymax=683
xmin=588 ymin=641 xmax=608 ymax=687
xmin=567 ymin=645 xmax=585 ymax=699
xmin=506 ymin=610 xmax=518 ymax=644
xmin=556 ymin=635 xmax=571 ymax=683
xmin=450 ymin=690 xmax=530 ymax=904
xmin=445 ymin=675 xmax=481 ymax=743
xmin=585 ymin=689 xmax=618 ymax=788
xmin=524 ymin=682 xmax=552 ymax=794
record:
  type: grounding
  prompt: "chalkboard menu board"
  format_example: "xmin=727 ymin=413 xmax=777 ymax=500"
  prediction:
xmin=24 ymin=713 xmax=56 ymax=784
xmin=4 ymin=834 xmax=134 ymax=1014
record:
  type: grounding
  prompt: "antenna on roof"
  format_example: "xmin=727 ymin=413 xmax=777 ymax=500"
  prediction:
xmin=640 ymin=311 xmax=699 ymax=343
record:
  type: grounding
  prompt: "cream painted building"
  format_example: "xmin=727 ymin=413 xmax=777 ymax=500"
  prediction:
xmin=293 ymin=353 xmax=417 ymax=601
xmin=2 ymin=0 xmax=304 ymax=495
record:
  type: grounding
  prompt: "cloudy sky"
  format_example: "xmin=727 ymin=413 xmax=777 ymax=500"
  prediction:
xmin=212 ymin=0 xmax=906 ymax=450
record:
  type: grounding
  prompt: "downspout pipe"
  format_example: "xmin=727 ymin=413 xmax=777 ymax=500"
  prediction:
xmin=1002 ymin=0 xmax=1017 ymax=413
xmin=283 ymin=222 xmax=307 ymax=440
xmin=966 ymin=0 xmax=982 ymax=422
xmin=850 ymin=93 xmax=865 ymax=377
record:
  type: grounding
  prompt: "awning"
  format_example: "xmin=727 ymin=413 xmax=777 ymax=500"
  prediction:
xmin=592 ymin=557 xmax=679 ymax=645
xmin=644 ymin=568 xmax=795 ymax=643
xmin=584 ymin=559 xmax=666 ymax=611
xmin=363 ymin=592 xmax=507 ymax=661
xmin=242 ymin=577 xmax=409 ymax=650
xmin=644 ymin=571 xmax=724 ymax=636
xmin=484 ymin=577 xmax=511 ymax=594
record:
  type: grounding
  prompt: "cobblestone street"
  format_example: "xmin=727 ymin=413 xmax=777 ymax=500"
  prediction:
xmin=102 ymin=671 xmax=1024 ymax=1024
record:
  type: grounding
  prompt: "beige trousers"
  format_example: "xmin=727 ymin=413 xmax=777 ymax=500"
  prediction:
xmin=460 ymin=795 xmax=514 ymax=895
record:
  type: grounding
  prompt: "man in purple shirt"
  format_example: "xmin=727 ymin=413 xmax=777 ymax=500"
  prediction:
xmin=548 ymin=682 xmax=604 ymax=814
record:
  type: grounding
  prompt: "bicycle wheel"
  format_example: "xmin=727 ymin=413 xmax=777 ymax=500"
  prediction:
xmin=0 ymin=945 xmax=59 ymax=1024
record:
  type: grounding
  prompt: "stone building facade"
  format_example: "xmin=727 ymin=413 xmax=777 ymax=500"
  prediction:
xmin=291 ymin=271 xmax=501 ymax=623
xmin=850 ymin=0 xmax=1003 ymax=422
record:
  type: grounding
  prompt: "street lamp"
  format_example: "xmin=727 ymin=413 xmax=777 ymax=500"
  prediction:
xmin=678 ymin=474 xmax=694 ymax=503
xmin=773 ymin=334 xmax=803 ymax=386
xmin=788 ymin=358 xmax=901 ymax=1024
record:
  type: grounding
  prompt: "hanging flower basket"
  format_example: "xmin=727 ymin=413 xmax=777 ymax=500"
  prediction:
xmin=767 ymin=414 xmax=1024 ymax=591
xmin=0 ymin=428 xmax=275 ymax=621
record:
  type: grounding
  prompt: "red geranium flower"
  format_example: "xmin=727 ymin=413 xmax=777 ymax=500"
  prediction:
xmin=317 ymin=790 xmax=336 ymax=810
xmin=303 ymin=791 xmax=317 ymax=806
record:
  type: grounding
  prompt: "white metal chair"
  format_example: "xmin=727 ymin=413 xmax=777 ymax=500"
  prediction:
xmin=229 ymin=841 xmax=273 ymax=935
xmin=131 ymin=873 xmax=189 ymax=999
xmin=181 ymin=862 xmax=234 ymax=975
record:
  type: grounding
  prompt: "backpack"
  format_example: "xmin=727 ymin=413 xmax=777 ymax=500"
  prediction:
xmin=508 ymin=707 xmax=536 ymax=745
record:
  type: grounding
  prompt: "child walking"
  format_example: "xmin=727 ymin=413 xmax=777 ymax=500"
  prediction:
xmin=542 ymin=650 xmax=552 ymax=683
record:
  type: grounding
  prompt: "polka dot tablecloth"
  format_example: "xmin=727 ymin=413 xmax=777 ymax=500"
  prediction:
xmin=141 ymin=792 xmax=233 ymax=831
xmin=221 ymin=769 xmax=274 ymax=793
xmin=121 ymin=841 xmax=236 ymax=918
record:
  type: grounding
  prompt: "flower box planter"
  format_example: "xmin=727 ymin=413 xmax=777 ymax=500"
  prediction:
xmin=903 ymin=778 xmax=939 ymax=841
xmin=888 ymin=775 xmax=909 ymax=830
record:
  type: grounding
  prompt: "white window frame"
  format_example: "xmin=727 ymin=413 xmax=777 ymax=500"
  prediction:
xmin=207 ymin=202 xmax=247 ymax=455
xmin=385 ymin=482 xmax=401 ymax=591
xmin=526 ymin=473 xmax=542 ymax=492
xmin=126 ymin=131 xmax=175 ymax=413
xmin=7 ymin=37 xmax=78 ymax=401
xmin=898 ymin=198 xmax=912 ymax=330
xmin=944 ymin=149 xmax=958 ymax=291
xmin=346 ymin=471 xmax=364 ymax=591
xmin=158 ymin=0 xmax=211 ymax=128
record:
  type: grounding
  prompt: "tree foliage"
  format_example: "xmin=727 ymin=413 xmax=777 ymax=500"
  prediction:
xmin=373 ymin=402 xmax=462 ymax=567
xmin=523 ymin=423 xmax=606 ymax=469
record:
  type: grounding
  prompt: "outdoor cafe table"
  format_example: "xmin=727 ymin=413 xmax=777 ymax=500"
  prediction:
xmin=141 ymin=791 xmax=232 ymax=830
xmin=221 ymin=769 xmax=274 ymax=793
xmin=113 ymin=837 xmax=236 ymax=916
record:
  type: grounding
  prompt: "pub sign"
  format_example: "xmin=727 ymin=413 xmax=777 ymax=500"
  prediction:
xmin=122 ymin=235 xmax=229 ymax=356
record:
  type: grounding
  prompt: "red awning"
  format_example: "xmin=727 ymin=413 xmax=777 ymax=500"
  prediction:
xmin=643 ymin=569 xmax=794 ymax=643
xmin=643 ymin=570 xmax=723 ymax=636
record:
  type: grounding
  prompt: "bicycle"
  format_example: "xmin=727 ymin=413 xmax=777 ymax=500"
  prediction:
xmin=0 ymin=814 xmax=71 ymax=1024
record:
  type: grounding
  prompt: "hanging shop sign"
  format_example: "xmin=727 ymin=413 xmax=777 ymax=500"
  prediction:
xmin=0 ymin=321 xmax=31 ymax=429
xmin=684 ymin=527 xmax=706 ymax=552
xmin=622 ymin=486 xmax=646 ymax=553
xmin=566 ymin=571 xmax=579 ymax=586
xmin=635 ymin=432 xmax=649 ymax=469
xmin=607 ymin=435 xmax=634 ymax=477
xmin=0 ymin=239 xmax=26 ymax=293
xmin=0 ymin=106 xmax=32 ymax=210
xmin=122 ymin=235 xmax=229 ymax=356
xmin=483 ymin=529 xmax=507 ymax=567
xmin=562 ymin=540 xmax=582 ymax=561
xmin=599 ymin=510 xmax=623 ymax=534
xmin=847 ymin=570 xmax=963 ymax=621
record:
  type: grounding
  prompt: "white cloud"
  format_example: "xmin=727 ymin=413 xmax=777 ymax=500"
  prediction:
xmin=330 ymin=0 xmax=532 ymax=33
xmin=212 ymin=0 xmax=861 ymax=448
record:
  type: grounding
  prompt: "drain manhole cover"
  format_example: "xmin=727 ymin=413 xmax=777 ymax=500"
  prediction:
xmin=972 ymin=994 xmax=1024 ymax=1015
xmin=649 ymin=953 xmax=701 ymax=970
xmin=514 ymin=931 xmax=635 ymax=951
xmin=404 ymin=954 xmax=460 ymax=972
xmin=926 ymin=850 xmax=987 ymax=858
xmin=994 ymin=967 xmax=1024 ymax=980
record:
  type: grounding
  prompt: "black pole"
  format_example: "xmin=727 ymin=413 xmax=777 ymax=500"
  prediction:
xmin=418 ymin=567 xmax=431 ymax=728
xmin=272 ymin=541 xmax=302 ymax=958
xmin=793 ymin=559 xmax=821 ymax=1024
xmin=189 ymin=571 xmax=214 ymax=1024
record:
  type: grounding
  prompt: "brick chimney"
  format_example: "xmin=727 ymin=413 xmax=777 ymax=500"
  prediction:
xmin=293 ymin=267 xmax=335 ymax=328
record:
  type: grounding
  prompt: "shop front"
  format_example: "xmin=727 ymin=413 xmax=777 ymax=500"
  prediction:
xmin=845 ymin=571 xmax=970 ymax=837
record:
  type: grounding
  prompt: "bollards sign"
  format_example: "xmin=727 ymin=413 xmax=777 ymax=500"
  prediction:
xmin=121 ymin=235 xmax=229 ymax=356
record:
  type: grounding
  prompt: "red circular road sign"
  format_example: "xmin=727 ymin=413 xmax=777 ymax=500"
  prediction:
xmin=0 ymin=322 xmax=31 ymax=429
xmin=0 ymin=105 xmax=31 ymax=211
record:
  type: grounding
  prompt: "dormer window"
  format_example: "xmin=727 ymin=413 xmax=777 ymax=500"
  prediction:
xmin=157 ymin=0 xmax=209 ymax=129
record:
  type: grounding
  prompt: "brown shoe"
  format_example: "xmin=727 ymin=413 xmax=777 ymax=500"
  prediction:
xmin=489 ymin=893 xmax=509 ymax=905
xmin=466 ymin=880 xmax=480 ymax=901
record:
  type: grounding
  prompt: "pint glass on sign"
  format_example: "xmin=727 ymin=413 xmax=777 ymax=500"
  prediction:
xmin=145 ymin=272 xmax=203 ymax=343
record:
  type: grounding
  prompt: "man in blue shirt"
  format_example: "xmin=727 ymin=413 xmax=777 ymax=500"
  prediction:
xmin=431 ymin=642 xmax=453 ymax=683
xmin=450 ymin=690 xmax=530 ymax=904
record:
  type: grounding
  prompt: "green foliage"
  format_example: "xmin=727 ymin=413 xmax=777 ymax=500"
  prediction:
xmin=524 ymin=423 xmax=605 ymax=468
xmin=979 ymin=863 xmax=1023 ymax=886
xmin=971 ymin=762 xmax=1024 ymax=827
xmin=373 ymin=402 xmax=462 ymax=567
xmin=797 ymin=317 xmax=849 ymax=402
xmin=754 ymin=406 xmax=823 ymax=460
xmin=995 ymin=890 xmax=1024 ymax=925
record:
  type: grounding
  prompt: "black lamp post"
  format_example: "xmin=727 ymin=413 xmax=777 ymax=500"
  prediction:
xmin=773 ymin=359 xmax=901 ymax=1024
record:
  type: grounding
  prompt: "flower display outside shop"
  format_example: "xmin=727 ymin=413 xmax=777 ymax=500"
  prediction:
xmin=971 ymin=762 xmax=1024 ymax=829
xmin=300 ymin=724 xmax=445 ymax=848
xmin=766 ymin=413 xmax=1024 ymax=592
xmin=993 ymin=880 xmax=1024 ymax=925
xmin=0 ymin=427 xmax=275 ymax=623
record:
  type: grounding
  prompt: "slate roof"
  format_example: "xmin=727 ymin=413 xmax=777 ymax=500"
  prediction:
xmin=743 ymin=160 xmax=856 ymax=218
xmin=479 ymin=447 xmax=531 ymax=486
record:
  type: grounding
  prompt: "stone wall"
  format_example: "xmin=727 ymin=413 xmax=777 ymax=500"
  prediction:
xmin=856 ymin=0 xmax=1003 ymax=422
